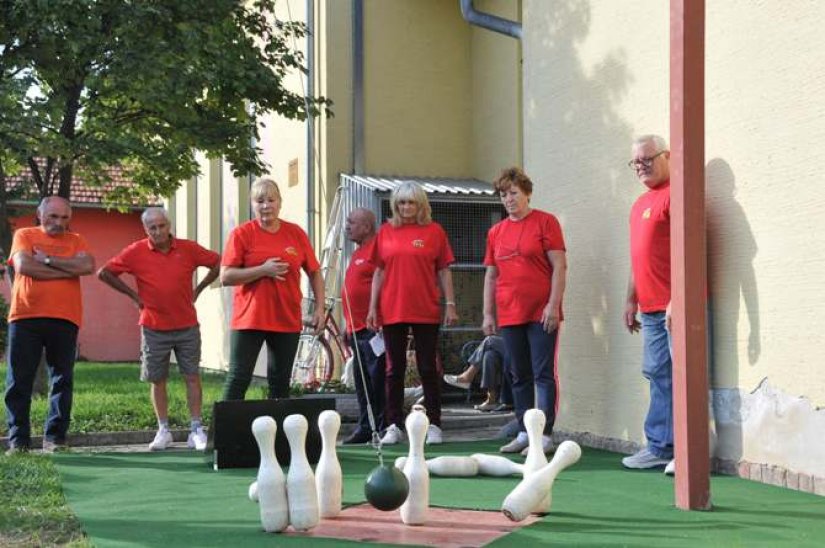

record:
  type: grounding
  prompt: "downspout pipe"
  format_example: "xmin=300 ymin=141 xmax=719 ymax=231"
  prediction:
xmin=352 ymin=0 xmax=365 ymax=174
xmin=459 ymin=0 xmax=522 ymax=40
xmin=306 ymin=0 xmax=316 ymax=244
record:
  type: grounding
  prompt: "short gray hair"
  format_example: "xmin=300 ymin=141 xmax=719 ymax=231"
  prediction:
xmin=141 ymin=207 xmax=169 ymax=226
xmin=634 ymin=134 xmax=669 ymax=152
xmin=37 ymin=195 xmax=70 ymax=215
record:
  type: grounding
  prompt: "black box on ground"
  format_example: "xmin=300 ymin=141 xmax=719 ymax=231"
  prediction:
xmin=208 ymin=397 xmax=336 ymax=470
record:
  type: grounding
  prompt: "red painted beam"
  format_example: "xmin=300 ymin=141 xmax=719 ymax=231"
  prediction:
xmin=670 ymin=0 xmax=711 ymax=510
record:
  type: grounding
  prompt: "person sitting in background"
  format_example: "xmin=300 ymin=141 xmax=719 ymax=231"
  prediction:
xmin=444 ymin=335 xmax=513 ymax=412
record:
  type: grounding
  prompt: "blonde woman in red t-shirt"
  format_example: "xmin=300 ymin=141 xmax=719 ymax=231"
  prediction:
xmin=220 ymin=177 xmax=325 ymax=400
xmin=366 ymin=182 xmax=458 ymax=445
xmin=483 ymin=167 xmax=567 ymax=455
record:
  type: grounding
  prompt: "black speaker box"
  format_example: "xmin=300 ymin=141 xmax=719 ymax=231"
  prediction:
xmin=207 ymin=397 xmax=336 ymax=470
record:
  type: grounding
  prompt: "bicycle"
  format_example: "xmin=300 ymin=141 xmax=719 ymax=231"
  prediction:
xmin=291 ymin=302 xmax=351 ymax=390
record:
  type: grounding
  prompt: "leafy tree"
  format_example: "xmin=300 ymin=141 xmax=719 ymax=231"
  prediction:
xmin=0 ymin=0 xmax=331 ymax=257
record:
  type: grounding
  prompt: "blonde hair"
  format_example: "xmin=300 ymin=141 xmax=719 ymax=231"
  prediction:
xmin=250 ymin=177 xmax=282 ymax=202
xmin=389 ymin=182 xmax=432 ymax=227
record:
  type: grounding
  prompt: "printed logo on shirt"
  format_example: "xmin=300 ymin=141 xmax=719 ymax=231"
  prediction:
xmin=642 ymin=207 xmax=651 ymax=219
xmin=412 ymin=239 xmax=425 ymax=248
xmin=355 ymin=258 xmax=366 ymax=265
xmin=285 ymin=246 xmax=298 ymax=256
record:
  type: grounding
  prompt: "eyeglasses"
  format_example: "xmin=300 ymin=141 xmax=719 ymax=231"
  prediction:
xmin=627 ymin=151 xmax=666 ymax=170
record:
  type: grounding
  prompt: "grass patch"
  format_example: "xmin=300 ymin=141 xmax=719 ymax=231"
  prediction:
xmin=0 ymin=361 xmax=269 ymax=436
xmin=0 ymin=452 xmax=90 ymax=547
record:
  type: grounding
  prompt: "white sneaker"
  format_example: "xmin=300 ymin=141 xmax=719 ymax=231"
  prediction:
xmin=425 ymin=425 xmax=443 ymax=445
xmin=621 ymin=448 xmax=670 ymax=469
xmin=149 ymin=428 xmax=173 ymax=451
xmin=380 ymin=424 xmax=405 ymax=445
xmin=187 ymin=427 xmax=208 ymax=450
xmin=500 ymin=432 xmax=529 ymax=454
xmin=664 ymin=459 xmax=675 ymax=476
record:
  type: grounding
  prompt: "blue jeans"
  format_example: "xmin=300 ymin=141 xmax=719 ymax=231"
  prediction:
xmin=500 ymin=322 xmax=558 ymax=435
xmin=5 ymin=318 xmax=79 ymax=446
xmin=349 ymin=329 xmax=385 ymax=435
xmin=641 ymin=312 xmax=674 ymax=459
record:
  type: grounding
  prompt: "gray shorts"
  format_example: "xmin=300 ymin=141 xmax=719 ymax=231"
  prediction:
xmin=140 ymin=326 xmax=202 ymax=382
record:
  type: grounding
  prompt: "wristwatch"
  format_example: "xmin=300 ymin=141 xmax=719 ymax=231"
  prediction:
xmin=44 ymin=255 xmax=52 ymax=266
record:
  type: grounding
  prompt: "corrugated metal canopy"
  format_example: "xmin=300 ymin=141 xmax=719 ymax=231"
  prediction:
xmin=341 ymin=174 xmax=494 ymax=196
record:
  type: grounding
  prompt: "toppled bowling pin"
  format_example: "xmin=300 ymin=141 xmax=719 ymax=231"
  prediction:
xmin=395 ymin=456 xmax=480 ymax=477
xmin=501 ymin=440 xmax=582 ymax=522
xmin=283 ymin=414 xmax=320 ymax=531
xmin=251 ymin=416 xmax=288 ymax=532
xmin=249 ymin=480 xmax=259 ymax=502
xmin=523 ymin=408 xmax=550 ymax=514
xmin=315 ymin=410 xmax=343 ymax=518
xmin=470 ymin=454 xmax=524 ymax=476
xmin=400 ymin=406 xmax=429 ymax=525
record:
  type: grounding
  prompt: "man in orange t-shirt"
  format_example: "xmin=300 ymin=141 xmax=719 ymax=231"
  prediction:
xmin=4 ymin=196 xmax=95 ymax=454
xmin=98 ymin=207 xmax=220 ymax=451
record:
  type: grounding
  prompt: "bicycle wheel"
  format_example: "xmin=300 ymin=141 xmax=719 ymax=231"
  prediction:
xmin=291 ymin=334 xmax=334 ymax=388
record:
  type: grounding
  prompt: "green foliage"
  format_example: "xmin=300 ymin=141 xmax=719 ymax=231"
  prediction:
xmin=0 ymin=0 xmax=332 ymax=250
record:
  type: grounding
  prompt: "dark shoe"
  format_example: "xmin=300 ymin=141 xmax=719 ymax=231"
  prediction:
xmin=342 ymin=430 xmax=372 ymax=445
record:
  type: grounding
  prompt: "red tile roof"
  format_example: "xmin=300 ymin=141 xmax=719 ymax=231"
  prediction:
xmin=5 ymin=163 xmax=162 ymax=208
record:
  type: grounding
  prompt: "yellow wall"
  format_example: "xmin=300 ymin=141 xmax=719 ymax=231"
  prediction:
xmin=523 ymin=0 xmax=825 ymax=478
xmin=362 ymin=0 xmax=472 ymax=177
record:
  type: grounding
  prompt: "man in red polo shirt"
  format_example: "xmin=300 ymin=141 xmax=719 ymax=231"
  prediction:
xmin=98 ymin=207 xmax=219 ymax=451
xmin=622 ymin=134 xmax=674 ymax=471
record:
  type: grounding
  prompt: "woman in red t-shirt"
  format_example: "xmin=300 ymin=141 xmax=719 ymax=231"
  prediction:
xmin=483 ymin=167 xmax=567 ymax=455
xmin=220 ymin=177 xmax=325 ymax=400
xmin=366 ymin=182 xmax=458 ymax=445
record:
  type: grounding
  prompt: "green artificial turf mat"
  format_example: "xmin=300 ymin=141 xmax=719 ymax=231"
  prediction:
xmin=53 ymin=441 xmax=825 ymax=547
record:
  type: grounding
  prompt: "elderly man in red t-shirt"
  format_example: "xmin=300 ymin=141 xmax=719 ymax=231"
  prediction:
xmin=341 ymin=207 xmax=386 ymax=444
xmin=98 ymin=207 xmax=219 ymax=451
xmin=622 ymin=134 xmax=675 ymax=472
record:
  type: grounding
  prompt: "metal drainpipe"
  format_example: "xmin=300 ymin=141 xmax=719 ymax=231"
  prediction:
xmin=353 ymin=0 xmax=365 ymax=175
xmin=459 ymin=0 xmax=522 ymax=40
xmin=306 ymin=0 xmax=316 ymax=245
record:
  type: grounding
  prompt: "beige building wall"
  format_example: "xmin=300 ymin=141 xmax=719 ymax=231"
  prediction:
xmin=523 ymin=0 xmax=825 ymax=480
xmin=362 ymin=0 xmax=472 ymax=178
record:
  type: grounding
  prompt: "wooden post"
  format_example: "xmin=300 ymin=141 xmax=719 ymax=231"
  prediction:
xmin=670 ymin=0 xmax=711 ymax=510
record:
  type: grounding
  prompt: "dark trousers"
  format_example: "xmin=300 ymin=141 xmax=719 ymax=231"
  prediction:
xmin=222 ymin=330 xmax=300 ymax=400
xmin=5 ymin=318 xmax=79 ymax=446
xmin=383 ymin=323 xmax=441 ymax=428
xmin=349 ymin=329 xmax=386 ymax=435
xmin=500 ymin=322 xmax=559 ymax=436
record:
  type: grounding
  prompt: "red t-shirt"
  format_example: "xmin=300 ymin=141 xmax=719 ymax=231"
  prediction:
xmin=630 ymin=182 xmax=671 ymax=313
xmin=222 ymin=219 xmax=320 ymax=332
xmin=371 ymin=222 xmax=455 ymax=325
xmin=105 ymin=237 xmax=219 ymax=330
xmin=8 ymin=227 xmax=90 ymax=327
xmin=342 ymin=238 xmax=377 ymax=334
xmin=484 ymin=209 xmax=566 ymax=327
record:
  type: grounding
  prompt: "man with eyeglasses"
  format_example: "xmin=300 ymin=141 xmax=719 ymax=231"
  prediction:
xmin=622 ymin=134 xmax=675 ymax=473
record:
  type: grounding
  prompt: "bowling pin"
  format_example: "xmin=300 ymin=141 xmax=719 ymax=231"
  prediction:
xmin=249 ymin=480 xmax=259 ymax=502
xmin=395 ymin=456 xmax=480 ymax=477
xmin=251 ymin=416 xmax=288 ymax=533
xmin=501 ymin=440 xmax=582 ymax=522
xmin=315 ymin=410 xmax=343 ymax=518
xmin=283 ymin=414 xmax=320 ymax=531
xmin=470 ymin=454 xmax=524 ymax=476
xmin=400 ymin=406 xmax=430 ymax=525
xmin=522 ymin=408 xmax=550 ymax=514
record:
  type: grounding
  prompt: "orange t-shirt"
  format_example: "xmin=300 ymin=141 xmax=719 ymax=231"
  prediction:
xmin=7 ymin=227 xmax=90 ymax=327
xmin=484 ymin=209 xmax=566 ymax=327
xmin=371 ymin=222 xmax=455 ymax=325
xmin=222 ymin=219 xmax=320 ymax=332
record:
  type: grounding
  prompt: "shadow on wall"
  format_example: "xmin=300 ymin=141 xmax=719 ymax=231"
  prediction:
xmin=706 ymin=157 xmax=761 ymax=463
xmin=526 ymin=1 xmax=637 ymax=436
